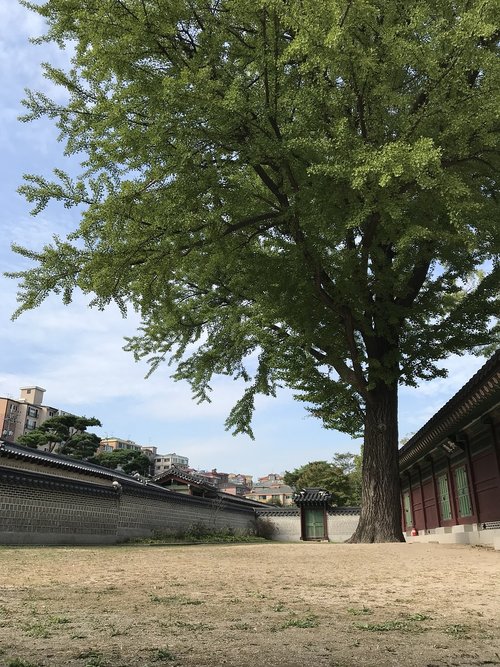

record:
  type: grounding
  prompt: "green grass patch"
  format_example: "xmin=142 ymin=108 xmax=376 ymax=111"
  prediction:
xmin=406 ymin=613 xmax=432 ymax=622
xmin=354 ymin=612 xmax=432 ymax=633
xmin=229 ymin=622 xmax=252 ymax=630
xmin=174 ymin=620 xmax=213 ymax=631
xmin=443 ymin=624 xmax=469 ymax=637
xmin=76 ymin=650 xmax=103 ymax=660
xmin=355 ymin=619 xmax=413 ymax=632
xmin=84 ymin=658 xmax=107 ymax=667
xmin=276 ymin=615 xmax=319 ymax=630
xmin=348 ymin=607 xmax=373 ymax=616
xmin=22 ymin=622 xmax=51 ymax=639
xmin=74 ymin=650 xmax=108 ymax=666
xmin=48 ymin=615 xmax=71 ymax=625
xmin=149 ymin=593 xmax=205 ymax=606
xmin=151 ymin=647 xmax=177 ymax=662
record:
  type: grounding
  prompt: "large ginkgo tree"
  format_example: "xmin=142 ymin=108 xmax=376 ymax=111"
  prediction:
xmin=11 ymin=0 xmax=499 ymax=541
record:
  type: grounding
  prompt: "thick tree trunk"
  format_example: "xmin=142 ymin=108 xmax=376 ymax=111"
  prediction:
xmin=347 ymin=382 xmax=404 ymax=543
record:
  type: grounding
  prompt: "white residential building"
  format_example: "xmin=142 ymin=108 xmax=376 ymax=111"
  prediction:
xmin=154 ymin=453 xmax=189 ymax=475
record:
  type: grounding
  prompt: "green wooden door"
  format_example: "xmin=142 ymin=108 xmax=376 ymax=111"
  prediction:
xmin=454 ymin=466 xmax=472 ymax=517
xmin=304 ymin=508 xmax=325 ymax=539
xmin=438 ymin=474 xmax=452 ymax=521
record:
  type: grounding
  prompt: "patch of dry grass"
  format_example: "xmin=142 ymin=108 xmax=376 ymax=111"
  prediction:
xmin=0 ymin=543 xmax=499 ymax=667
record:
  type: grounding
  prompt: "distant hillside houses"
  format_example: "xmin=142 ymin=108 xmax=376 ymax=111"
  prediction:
xmin=99 ymin=439 xmax=259 ymax=492
xmin=2 ymin=384 xmax=293 ymax=493
xmin=245 ymin=473 xmax=295 ymax=506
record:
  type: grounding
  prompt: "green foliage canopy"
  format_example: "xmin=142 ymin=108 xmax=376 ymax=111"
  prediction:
xmin=17 ymin=414 xmax=102 ymax=459
xmin=10 ymin=0 xmax=499 ymax=441
xmin=90 ymin=448 xmax=152 ymax=475
xmin=284 ymin=453 xmax=361 ymax=505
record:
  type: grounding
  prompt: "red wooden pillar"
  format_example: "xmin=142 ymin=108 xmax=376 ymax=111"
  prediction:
xmin=458 ymin=432 xmax=480 ymax=523
xmin=428 ymin=455 xmax=441 ymax=527
xmin=483 ymin=416 xmax=500 ymax=481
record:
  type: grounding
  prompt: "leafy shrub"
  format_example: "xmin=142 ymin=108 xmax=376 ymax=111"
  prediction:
xmin=251 ymin=517 xmax=279 ymax=540
xmin=185 ymin=521 xmax=209 ymax=539
xmin=125 ymin=524 xmax=266 ymax=544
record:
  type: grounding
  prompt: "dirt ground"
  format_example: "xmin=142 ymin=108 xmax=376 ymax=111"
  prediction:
xmin=0 ymin=542 xmax=499 ymax=667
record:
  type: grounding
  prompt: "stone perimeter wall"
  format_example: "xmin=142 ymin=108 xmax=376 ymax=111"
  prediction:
xmin=256 ymin=509 xmax=360 ymax=542
xmin=0 ymin=471 xmax=255 ymax=546
xmin=0 ymin=454 xmax=360 ymax=545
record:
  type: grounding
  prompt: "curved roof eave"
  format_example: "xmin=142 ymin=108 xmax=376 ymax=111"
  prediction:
xmin=399 ymin=351 xmax=500 ymax=470
xmin=0 ymin=440 xmax=151 ymax=487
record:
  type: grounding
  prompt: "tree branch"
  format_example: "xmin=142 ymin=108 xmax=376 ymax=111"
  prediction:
xmin=222 ymin=210 xmax=282 ymax=235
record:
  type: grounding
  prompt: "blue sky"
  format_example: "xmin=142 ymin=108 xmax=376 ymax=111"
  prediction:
xmin=0 ymin=1 xmax=488 ymax=479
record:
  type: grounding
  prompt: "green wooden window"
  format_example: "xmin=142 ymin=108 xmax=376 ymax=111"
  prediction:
xmin=304 ymin=508 xmax=325 ymax=539
xmin=438 ymin=474 xmax=452 ymax=521
xmin=403 ymin=492 xmax=412 ymax=527
xmin=454 ymin=466 xmax=472 ymax=517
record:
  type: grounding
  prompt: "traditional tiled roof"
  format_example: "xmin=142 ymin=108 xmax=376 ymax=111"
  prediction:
xmin=153 ymin=465 xmax=218 ymax=490
xmin=246 ymin=484 xmax=294 ymax=496
xmin=256 ymin=507 xmax=300 ymax=516
xmin=1 ymin=440 xmax=140 ymax=481
xmin=399 ymin=351 xmax=500 ymax=469
xmin=256 ymin=505 xmax=361 ymax=516
xmin=0 ymin=441 xmax=265 ymax=509
xmin=0 ymin=440 xmax=162 ymax=492
xmin=293 ymin=488 xmax=333 ymax=505
xmin=153 ymin=465 xmax=266 ymax=507
xmin=216 ymin=492 xmax=271 ymax=508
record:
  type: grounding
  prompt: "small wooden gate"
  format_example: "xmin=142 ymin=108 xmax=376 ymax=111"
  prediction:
xmin=304 ymin=507 xmax=327 ymax=539
xmin=294 ymin=488 xmax=332 ymax=541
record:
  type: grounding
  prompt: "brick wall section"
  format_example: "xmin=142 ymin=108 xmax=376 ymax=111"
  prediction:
xmin=0 ymin=459 xmax=255 ymax=545
xmin=117 ymin=491 xmax=255 ymax=540
xmin=0 ymin=479 xmax=119 ymax=545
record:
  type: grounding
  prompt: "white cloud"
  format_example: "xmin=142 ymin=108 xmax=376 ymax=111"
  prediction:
xmin=401 ymin=354 xmax=485 ymax=399
xmin=0 ymin=276 xmax=286 ymax=426
xmin=0 ymin=0 xmax=73 ymax=158
xmin=398 ymin=353 xmax=487 ymax=438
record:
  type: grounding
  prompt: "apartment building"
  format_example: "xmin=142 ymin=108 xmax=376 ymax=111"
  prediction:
xmin=99 ymin=437 xmax=145 ymax=454
xmin=98 ymin=437 xmax=159 ymax=472
xmin=0 ymin=386 xmax=67 ymax=442
xmin=98 ymin=439 xmax=188 ymax=476
xmin=154 ymin=453 xmax=189 ymax=475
